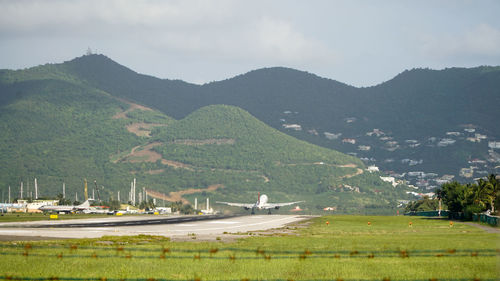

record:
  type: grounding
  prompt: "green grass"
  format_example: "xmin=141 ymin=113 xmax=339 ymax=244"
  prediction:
xmin=0 ymin=213 xmax=112 ymax=222
xmin=0 ymin=215 xmax=498 ymax=280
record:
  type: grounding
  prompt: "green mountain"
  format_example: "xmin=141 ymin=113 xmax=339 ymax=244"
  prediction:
xmin=44 ymin=55 xmax=499 ymax=185
xmin=0 ymin=62 xmax=403 ymax=214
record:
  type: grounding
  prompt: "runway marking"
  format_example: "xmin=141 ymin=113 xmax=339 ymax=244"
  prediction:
xmin=167 ymin=216 xmax=298 ymax=232
xmin=207 ymin=221 xmax=240 ymax=224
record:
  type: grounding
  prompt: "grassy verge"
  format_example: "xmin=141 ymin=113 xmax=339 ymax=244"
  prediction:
xmin=0 ymin=213 xmax=112 ymax=223
xmin=0 ymin=215 xmax=497 ymax=280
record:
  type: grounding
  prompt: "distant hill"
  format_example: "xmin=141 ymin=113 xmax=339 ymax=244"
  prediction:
xmin=0 ymin=64 xmax=403 ymax=214
xmin=39 ymin=55 xmax=500 ymax=183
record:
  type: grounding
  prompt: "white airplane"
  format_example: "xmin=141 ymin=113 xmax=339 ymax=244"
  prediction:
xmin=0 ymin=203 xmax=25 ymax=212
xmin=216 ymin=193 xmax=303 ymax=214
xmin=38 ymin=200 xmax=92 ymax=213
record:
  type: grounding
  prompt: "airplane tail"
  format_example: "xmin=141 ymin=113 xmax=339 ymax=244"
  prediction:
xmin=78 ymin=200 xmax=91 ymax=208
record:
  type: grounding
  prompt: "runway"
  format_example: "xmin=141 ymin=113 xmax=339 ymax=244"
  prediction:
xmin=0 ymin=215 xmax=309 ymax=240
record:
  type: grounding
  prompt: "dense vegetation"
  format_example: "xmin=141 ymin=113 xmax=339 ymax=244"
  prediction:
xmin=404 ymin=196 xmax=441 ymax=213
xmin=404 ymin=174 xmax=499 ymax=218
xmin=0 ymin=63 xmax=407 ymax=214
xmin=437 ymin=174 xmax=499 ymax=218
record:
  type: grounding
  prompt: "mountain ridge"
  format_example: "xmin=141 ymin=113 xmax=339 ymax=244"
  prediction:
xmin=0 ymin=68 xmax=403 ymax=213
xmin=2 ymin=54 xmax=499 ymax=190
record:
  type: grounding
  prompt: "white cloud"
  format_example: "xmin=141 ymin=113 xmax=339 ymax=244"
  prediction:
xmin=251 ymin=18 xmax=336 ymax=64
xmin=420 ymin=23 xmax=500 ymax=59
xmin=0 ymin=0 xmax=335 ymax=66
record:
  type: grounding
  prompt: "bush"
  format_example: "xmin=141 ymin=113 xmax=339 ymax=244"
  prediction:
xmin=464 ymin=204 xmax=485 ymax=220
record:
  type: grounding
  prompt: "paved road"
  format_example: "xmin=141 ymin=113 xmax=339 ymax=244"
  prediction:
xmin=0 ymin=214 xmax=240 ymax=228
xmin=0 ymin=215 xmax=308 ymax=240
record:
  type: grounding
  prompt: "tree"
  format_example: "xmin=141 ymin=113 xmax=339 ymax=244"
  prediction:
xmin=439 ymin=181 xmax=466 ymax=212
xmin=484 ymin=174 xmax=499 ymax=213
xmin=56 ymin=193 xmax=72 ymax=205
xmin=405 ymin=196 xmax=440 ymax=212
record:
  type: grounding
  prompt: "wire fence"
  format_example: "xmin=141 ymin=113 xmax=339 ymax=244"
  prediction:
xmin=0 ymin=276 xmax=496 ymax=281
xmin=0 ymin=244 xmax=497 ymax=260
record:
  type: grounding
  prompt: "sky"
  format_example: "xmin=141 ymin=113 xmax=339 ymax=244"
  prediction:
xmin=1 ymin=0 xmax=499 ymax=87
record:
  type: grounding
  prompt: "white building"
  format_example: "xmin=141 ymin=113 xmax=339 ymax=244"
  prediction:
xmin=380 ymin=176 xmax=398 ymax=187
xmin=283 ymin=124 xmax=302 ymax=131
xmin=488 ymin=141 xmax=500 ymax=149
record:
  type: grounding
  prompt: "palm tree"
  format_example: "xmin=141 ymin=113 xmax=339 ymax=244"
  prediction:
xmin=475 ymin=179 xmax=489 ymax=210
xmin=435 ymin=189 xmax=444 ymax=216
xmin=486 ymin=174 xmax=499 ymax=213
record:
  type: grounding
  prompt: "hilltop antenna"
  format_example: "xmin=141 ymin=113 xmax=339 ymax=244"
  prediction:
xmin=86 ymin=47 xmax=93 ymax=56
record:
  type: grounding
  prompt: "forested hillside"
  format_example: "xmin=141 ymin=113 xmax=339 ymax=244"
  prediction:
xmin=30 ymin=55 xmax=500 ymax=183
xmin=0 ymin=63 xmax=404 ymax=214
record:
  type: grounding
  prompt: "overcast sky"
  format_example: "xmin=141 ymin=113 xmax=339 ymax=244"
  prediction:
xmin=1 ymin=0 xmax=499 ymax=87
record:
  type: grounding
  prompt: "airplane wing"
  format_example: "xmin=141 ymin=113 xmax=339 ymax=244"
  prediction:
xmin=265 ymin=201 xmax=304 ymax=209
xmin=216 ymin=201 xmax=255 ymax=208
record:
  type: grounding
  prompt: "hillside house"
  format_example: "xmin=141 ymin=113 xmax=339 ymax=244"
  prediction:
xmin=380 ymin=176 xmax=398 ymax=187
xmin=438 ymin=138 xmax=456 ymax=147
xmin=282 ymin=124 xmax=302 ymax=131
xmin=366 ymin=129 xmax=385 ymax=137
xmin=307 ymin=129 xmax=319 ymax=135
xmin=460 ymin=167 xmax=475 ymax=178
xmin=324 ymin=132 xmax=342 ymax=140
xmin=358 ymin=145 xmax=371 ymax=151
xmin=342 ymin=138 xmax=356 ymax=144
xmin=467 ymin=137 xmax=481 ymax=143
xmin=488 ymin=141 xmax=500 ymax=149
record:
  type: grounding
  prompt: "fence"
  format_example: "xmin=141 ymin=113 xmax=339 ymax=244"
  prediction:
xmin=0 ymin=244 xmax=497 ymax=260
xmin=0 ymin=277 xmax=497 ymax=281
xmin=404 ymin=210 xmax=449 ymax=217
xmin=472 ymin=213 xmax=500 ymax=226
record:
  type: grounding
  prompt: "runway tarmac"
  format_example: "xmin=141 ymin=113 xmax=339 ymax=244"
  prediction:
xmin=0 ymin=215 xmax=309 ymax=240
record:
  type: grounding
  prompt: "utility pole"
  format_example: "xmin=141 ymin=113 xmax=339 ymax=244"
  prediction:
xmin=63 ymin=182 xmax=66 ymax=199
xmin=75 ymin=192 xmax=78 ymax=202
xmin=84 ymin=179 xmax=88 ymax=201
xmin=133 ymin=178 xmax=136 ymax=205
xmin=8 ymin=186 xmax=11 ymax=203
xmin=130 ymin=182 xmax=133 ymax=203
xmin=34 ymin=178 xmax=38 ymax=199
xmin=117 ymin=191 xmax=120 ymax=202
xmin=20 ymin=181 xmax=23 ymax=199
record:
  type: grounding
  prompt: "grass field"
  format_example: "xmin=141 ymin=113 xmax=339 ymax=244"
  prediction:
xmin=0 ymin=215 xmax=498 ymax=281
xmin=0 ymin=213 xmax=112 ymax=222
